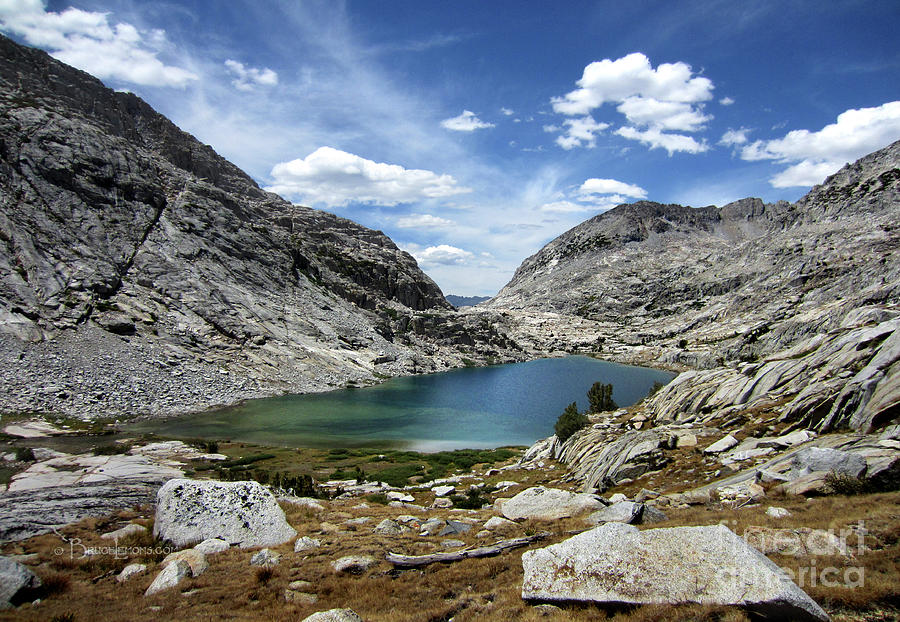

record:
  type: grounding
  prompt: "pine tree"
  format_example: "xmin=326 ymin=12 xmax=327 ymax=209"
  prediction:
xmin=587 ymin=382 xmax=617 ymax=413
xmin=554 ymin=402 xmax=589 ymax=442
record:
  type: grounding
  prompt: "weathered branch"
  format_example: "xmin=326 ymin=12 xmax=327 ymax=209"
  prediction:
xmin=385 ymin=532 xmax=551 ymax=568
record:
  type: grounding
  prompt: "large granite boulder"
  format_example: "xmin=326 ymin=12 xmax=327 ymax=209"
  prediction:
xmin=302 ymin=610 xmax=364 ymax=622
xmin=522 ymin=523 xmax=829 ymax=622
xmin=500 ymin=486 xmax=606 ymax=521
xmin=0 ymin=556 xmax=41 ymax=608
xmin=791 ymin=447 xmax=867 ymax=478
xmin=153 ymin=478 xmax=296 ymax=548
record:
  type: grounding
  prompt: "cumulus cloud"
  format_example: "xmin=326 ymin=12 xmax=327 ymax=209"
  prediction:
xmin=740 ymin=101 xmax=900 ymax=187
xmin=440 ymin=110 xmax=495 ymax=131
xmin=267 ymin=146 xmax=471 ymax=206
xmin=615 ymin=126 xmax=708 ymax=155
xmin=578 ymin=178 xmax=647 ymax=199
xmin=224 ymin=59 xmax=278 ymax=91
xmin=719 ymin=96 xmax=735 ymax=106
xmin=549 ymin=52 xmax=713 ymax=154
xmin=0 ymin=0 xmax=196 ymax=87
xmin=500 ymin=107 xmax=514 ymax=116
xmin=555 ymin=116 xmax=610 ymax=149
xmin=395 ymin=214 xmax=454 ymax=229
xmin=719 ymin=127 xmax=751 ymax=147
xmin=409 ymin=244 xmax=474 ymax=266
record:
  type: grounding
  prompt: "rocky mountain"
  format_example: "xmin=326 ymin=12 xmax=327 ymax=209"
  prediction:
xmin=488 ymin=142 xmax=900 ymax=368
xmin=0 ymin=34 xmax=522 ymax=419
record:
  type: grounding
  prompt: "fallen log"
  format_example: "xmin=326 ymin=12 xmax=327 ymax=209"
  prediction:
xmin=386 ymin=532 xmax=551 ymax=568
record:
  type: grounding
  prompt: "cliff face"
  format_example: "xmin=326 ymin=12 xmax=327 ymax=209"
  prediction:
xmin=0 ymin=34 xmax=521 ymax=418
xmin=488 ymin=140 xmax=900 ymax=367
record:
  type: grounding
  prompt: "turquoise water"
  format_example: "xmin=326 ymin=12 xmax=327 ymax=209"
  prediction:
xmin=129 ymin=356 xmax=674 ymax=452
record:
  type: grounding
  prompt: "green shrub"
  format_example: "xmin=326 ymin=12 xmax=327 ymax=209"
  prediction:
xmin=91 ymin=443 xmax=130 ymax=456
xmin=587 ymin=382 xmax=617 ymax=413
xmin=450 ymin=486 xmax=490 ymax=509
xmin=15 ymin=447 xmax=35 ymax=462
xmin=554 ymin=402 xmax=589 ymax=442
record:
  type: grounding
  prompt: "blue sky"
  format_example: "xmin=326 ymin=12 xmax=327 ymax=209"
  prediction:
xmin=2 ymin=1 xmax=899 ymax=295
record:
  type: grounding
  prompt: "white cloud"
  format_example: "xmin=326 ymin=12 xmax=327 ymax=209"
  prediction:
xmin=719 ymin=96 xmax=735 ymax=106
xmin=395 ymin=214 xmax=454 ymax=229
xmin=616 ymin=96 xmax=710 ymax=132
xmin=224 ymin=59 xmax=278 ymax=91
xmin=267 ymin=146 xmax=471 ymax=206
xmin=719 ymin=127 xmax=751 ymax=147
xmin=615 ymin=126 xmax=709 ymax=155
xmin=440 ymin=110 xmax=495 ymax=132
xmin=550 ymin=52 xmax=713 ymax=153
xmin=555 ymin=116 xmax=610 ymax=149
xmin=500 ymin=107 xmax=514 ymax=116
xmin=409 ymin=244 xmax=475 ymax=266
xmin=740 ymin=101 xmax=900 ymax=187
xmin=552 ymin=52 xmax=713 ymax=115
xmin=0 ymin=0 xmax=197 ymax=87
xmin=578 ymin=178 xmax=647 ymax=199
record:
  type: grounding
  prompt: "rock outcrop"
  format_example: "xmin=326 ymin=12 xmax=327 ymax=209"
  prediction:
xmin=153 ymin=478 xmax=296 ymax=548
xmin=0 ymin=33 xmax=523 ymax=419
xmin=522 ymin=523 xmax=830 ymax=622
xmin=0 ymin=556 xmax=40 ymax=608
xmin=498 ymin=486 xmax=606 ymax=521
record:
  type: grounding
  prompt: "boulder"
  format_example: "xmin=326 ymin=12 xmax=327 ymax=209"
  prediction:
xmin=500 ymin=486 xmax=606 ymax=521
xmin=373 ymin=519 xmax=404 ymax=536
xmin=438 ymin=520 xmax=471 ymax=537
xmin=431 ymin=498 xmax=453 ymax=509
xmin=744 ymin=527 xmax=848 ymax=557
xmin=101 ymin=523 xmax=147 ymax=540
xmin=0 ymin=556 xmax=41 ymax=607
xmin=153 ymin=479 xmax=296 ymax=548
xmin=432 ymin=485 xmax=455 ymax=497
xmin=484 ymin=516 xmax=516 ymax=530
xmin=331 ymin=555 xmax=376 ymax=574
xmin=160 ymin=549 xmax=208 ymax=576
xmin=585 ymin=501 xmax=643 ymax=525
xmin=704 ymin=435 xmax=739 ymax=454
xmin=250 ymin=548 xmax=280 ymax=566
xmin=420 ymin=518 xmax=447 ymax=536
xmin=301 ymin=609 xmax=364 ymax=622
xmin=791 ymin=447 xmax=867 ymax=478
xmin=386 ymin=492 xmax=414 ymax=503
xmin=766 ymin=507 xmax=791 ymax=519
xmin=294 ymin=536 xmax=322 ymax=552
xmin=522 ymin=523 xmax=829 ymax=622
xmin=145 ymin=559 xmax=191 ymax=596
xmin=116 ymin=563 xmax=147 ymax=582
xmin=193 ymin=538 xmax=230 ymax=555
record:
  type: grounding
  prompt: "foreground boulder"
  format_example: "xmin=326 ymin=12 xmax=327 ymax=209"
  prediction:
xmin=500 ymin=486 xmax=606 ymax=521
xmin=0 ymin=556 xmax=41 ymax=608
xmin=522 ymin=523 xmax=829 ymax=622
xmin=154 ymin=479 xmax=297 ymax=548
xmin=302 ymin=609 xmax=364 ymax=622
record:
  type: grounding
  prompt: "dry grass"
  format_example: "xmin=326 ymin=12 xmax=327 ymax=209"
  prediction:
xmin=1 ymin=433 xmax=897 ymax=622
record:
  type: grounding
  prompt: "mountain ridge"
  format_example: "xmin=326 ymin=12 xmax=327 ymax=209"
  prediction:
xmin=0 ymin=34 xmax=522 ymax=419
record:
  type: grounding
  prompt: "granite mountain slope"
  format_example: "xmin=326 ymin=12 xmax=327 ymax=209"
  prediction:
xmin=488 ymin=141 xmax=900 ymax=368
xmin=0 ymin=35 xmax=521 ymax=418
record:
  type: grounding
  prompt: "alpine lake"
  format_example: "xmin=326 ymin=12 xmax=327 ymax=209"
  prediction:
xmin=128 ymin=356 xmax=674 ymax=452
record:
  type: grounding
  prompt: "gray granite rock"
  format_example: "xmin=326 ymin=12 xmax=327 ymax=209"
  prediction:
xmin=145 ymin=559 xmax=191 ymax=596
xmin=500 ymin=486 xmax=605 ymax=521
xmin=153 ymin=479 xmax=296 ymax=549
xmin=301 ymin=609 xmax=364 ymax=622
xmin=522 ymin=523 xmax=829 ymax=622
xmin=0 ymin=556 xmax=41 ymax=607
